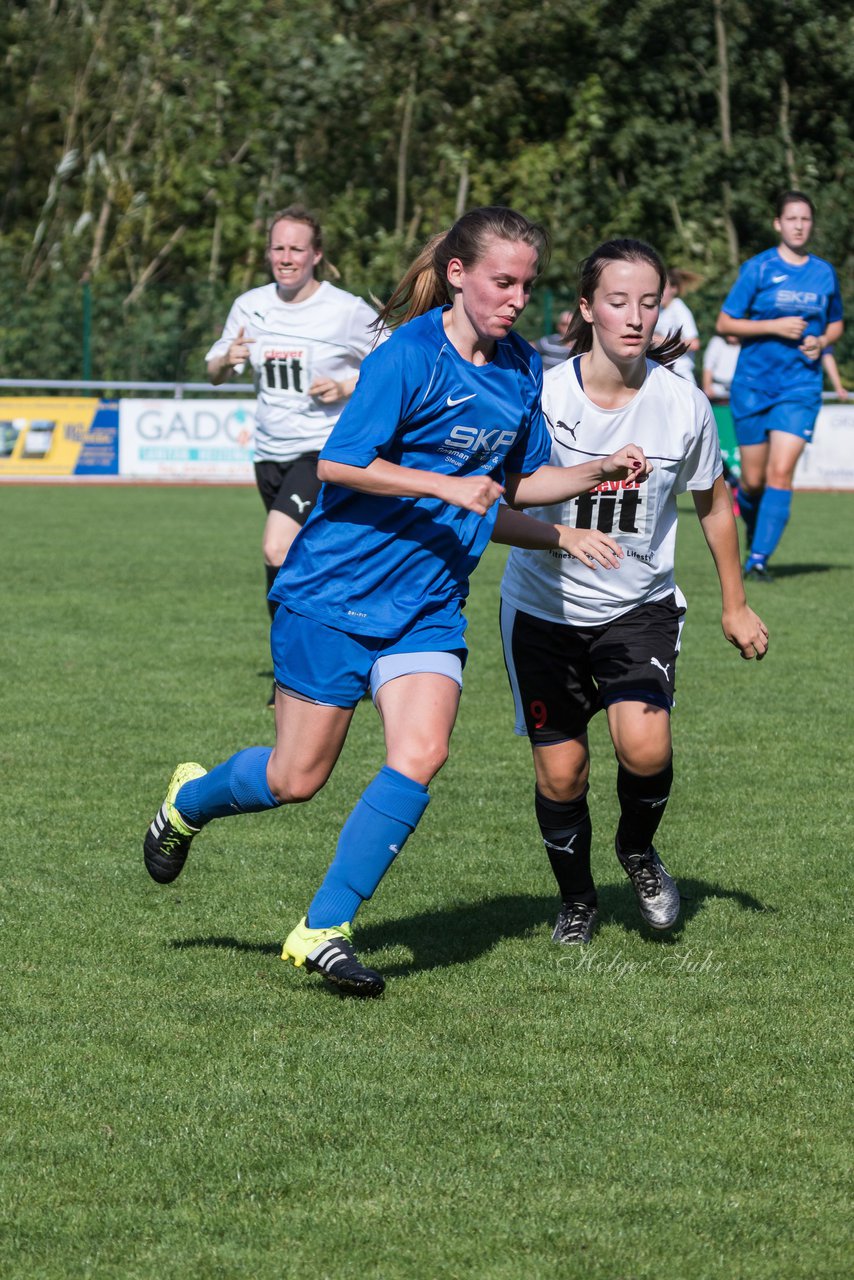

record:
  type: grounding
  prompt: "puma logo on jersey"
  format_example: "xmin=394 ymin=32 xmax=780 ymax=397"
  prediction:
xmin=446 ymin=392 xmax=478 ymax=407
xmin=544 ymin=835 xmax=577 ymax=855
xmin=650 ymin=657 xmax=671 ymax=681
xmin=556 ymin=418 xmax=580 ymax=441
xmin=290 ymin=494 xmax=311 ymax=514
xmin=443 ymin=424 xmax=518 ymax=453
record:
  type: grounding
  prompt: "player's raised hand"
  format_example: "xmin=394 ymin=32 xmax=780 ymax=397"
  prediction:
xmin=441 ymin=473 xmax=505 ymax=515
xmin=228 ymin=326 xmax=255 ymax=368
xmin=556 ymin=525 xmax=623 ymax=568
xmin=722 ymin=604 xmax=769 ymax=660
xmin=601 ymin=444 xmax=652 ymax=482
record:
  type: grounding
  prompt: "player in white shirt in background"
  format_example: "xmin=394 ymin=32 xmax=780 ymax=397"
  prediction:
xmin=654 ymin=268 xmax=700 ymax=383
xmin=702 ymin=333 xmax=742 ymax=401
xmin=497 ymin=239 xmax=768 ymax=946
xmin=205 ymin=206 xmax=380 ymax=703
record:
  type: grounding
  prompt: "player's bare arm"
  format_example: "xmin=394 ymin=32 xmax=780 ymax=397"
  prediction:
xmin=716 ymin=311 xmax=806 ymax=342
xmin=693 ymin=475 xmax=769 ymax=660
xmin=503 ymin=444 xmax=651 ymax=509
xmin=491 ymin=506 xmax=623 ymax=568
xmin=309 ymin=376 xmax=359 ymax=403
xmin=317 ymin=457 xmax=504 ymax=515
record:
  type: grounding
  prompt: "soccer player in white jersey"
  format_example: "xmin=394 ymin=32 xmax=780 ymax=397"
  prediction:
xmin=144 ymin=209 xmax=651 ymax=997
xmin=498 ymin=239 xmax=768 ymax=946
xmin=654 ymin=269 xmax=700 ymax=384
xmin=205 ymin=206 xmax=380 ymax=702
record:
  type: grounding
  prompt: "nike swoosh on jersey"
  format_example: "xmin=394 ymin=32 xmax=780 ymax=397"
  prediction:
xmin=771 ymin=275 xmax=787 ymax=283
xmin=446 ymin=393 xmax=477 ymax=406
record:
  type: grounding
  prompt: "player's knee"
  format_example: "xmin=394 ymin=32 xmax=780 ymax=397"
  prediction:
xmin=616 ymin=744 xmax=671 ymax=776
xmin=764 ymin=466 xmax=794 ymax=491
xmin=267 ymin=764 xmax=324 ymax=805
xmin=542 ymin=779 xmax=587 ymax=805
xmin=537 ymin=764 xmax=588 ymax=804
xmin=390 ymin=738 xmax=449 ymax=785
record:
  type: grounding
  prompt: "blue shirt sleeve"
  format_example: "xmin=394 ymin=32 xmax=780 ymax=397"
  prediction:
xmin=503 ymin=355 xmax=552 ymax=475
xmin=721 ymin=257 xmax=761 ymax=318
xmin=319 ymin=337 xmax=424 ymax=467
xmin=827 ymin=268 xmax=844 ymax=324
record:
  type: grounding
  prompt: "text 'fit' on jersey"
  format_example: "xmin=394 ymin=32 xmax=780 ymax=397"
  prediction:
xmin=205 ymin=281 xmax=381 ymax=462
xmin=501 ymin=357 xmax=722 ymax=628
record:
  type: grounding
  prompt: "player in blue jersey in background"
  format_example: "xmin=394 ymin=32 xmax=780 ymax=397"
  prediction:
xmin=716 ymin=191 xmax=844 ymax=581
xmin=143 ymin=206 xmax=651 ymax=997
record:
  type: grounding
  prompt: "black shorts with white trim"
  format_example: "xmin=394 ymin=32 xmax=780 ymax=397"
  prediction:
xmin=255 ymin=453 xmax=322 ymax=525
xmin=500 ymin=593 xmax=686 ymax=745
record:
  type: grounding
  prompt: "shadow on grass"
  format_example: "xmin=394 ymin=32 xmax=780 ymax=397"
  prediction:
xmin=171 ymin=935 xmax=281 ymax=956
xmin=600 ymin=876 xmax=773 ymax=946
xmin=169 ymin=878 xmax=772 ymax=974
xmin=759 ymin=561 xmax=837 ymax=580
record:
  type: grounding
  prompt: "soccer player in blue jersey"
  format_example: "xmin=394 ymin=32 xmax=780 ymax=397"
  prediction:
xmin=716 ymin=191 xmax=844 ymax=581
xmin=143 ymin=206 xmax=651 ymax=997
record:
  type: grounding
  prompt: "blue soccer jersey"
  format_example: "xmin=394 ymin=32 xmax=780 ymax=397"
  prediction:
xmin=722 ymin=248 xmax=843 ymax=409
xmin=271 ymin=307 xmax=551 ymax=638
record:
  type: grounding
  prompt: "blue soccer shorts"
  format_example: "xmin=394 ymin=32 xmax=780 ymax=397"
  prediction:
xmin=270 ymin=604 xmax=467 ymax=709
xmin=730 ymin=383 xmax=820 ymax=447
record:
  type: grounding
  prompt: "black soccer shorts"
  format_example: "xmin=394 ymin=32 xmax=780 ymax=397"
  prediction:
xmin=500 ymin=593 xmax=686 ymax=745
xmin=255 ymin=453 xmax=322 ymax=525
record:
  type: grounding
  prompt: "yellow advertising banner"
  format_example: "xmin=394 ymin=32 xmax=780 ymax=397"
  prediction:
xmin=0 ymin=398 xmax=118 ymax=477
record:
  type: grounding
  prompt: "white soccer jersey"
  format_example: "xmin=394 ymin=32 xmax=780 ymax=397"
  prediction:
xmin=500 ymin=357 xmax=723 ymax=627
xmin=205 ymin=281 xmax=381 ymax=462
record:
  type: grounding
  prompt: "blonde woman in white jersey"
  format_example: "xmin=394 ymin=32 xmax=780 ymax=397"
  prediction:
xmin=206 ymin=206 xmax=380 ymax=703
xmin=498 ymin=239 xmax=768 ymax=945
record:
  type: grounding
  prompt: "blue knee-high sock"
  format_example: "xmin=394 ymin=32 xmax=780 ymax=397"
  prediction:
xmin=175 ymin=747 xmax=279 ymax=825
xmin=307 ymin=766 xmax=430 ymax=928
xmin=749 ymin=486 xmax=792 ymax=563
xmin=736 ymin=485 xmax=760 ymax=548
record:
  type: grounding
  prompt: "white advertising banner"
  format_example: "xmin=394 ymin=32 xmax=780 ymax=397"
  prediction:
xmin=119 ymin=399 xmax=255 ymax=481
xmin=794 ymin=402 xmax=854 ymax=490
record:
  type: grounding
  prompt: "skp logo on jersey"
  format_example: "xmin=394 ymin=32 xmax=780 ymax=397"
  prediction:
xmin=444 ymin=424 xmax=518 ymax=454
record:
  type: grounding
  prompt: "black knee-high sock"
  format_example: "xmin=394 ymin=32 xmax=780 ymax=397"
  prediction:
xmin=265 ymin=563 xmax=279 ymax=623
xmin=616 ymin=760 xmax=673 ymax=854
xmin=535 ymin=786 xmax=596 ymax=906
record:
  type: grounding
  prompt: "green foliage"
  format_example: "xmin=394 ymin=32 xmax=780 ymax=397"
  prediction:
xmin=1 ymin=0 xmax=852 ymax=379
xmin=1 ymin=486 xmax=852 ymax=1278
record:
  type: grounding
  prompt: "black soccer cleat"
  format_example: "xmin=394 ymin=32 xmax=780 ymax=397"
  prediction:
xmin=143 ymin=762 xmax=206 ymax=884
xmin=552 ymin=901 xmax=599 ymax=945
xmin=744 ymin=560 xmax=774 ymax=584
xmin=616 ymin=839 xmax=681 ymax=930
xmin=282 ymin=918 xmax=385 ymax=997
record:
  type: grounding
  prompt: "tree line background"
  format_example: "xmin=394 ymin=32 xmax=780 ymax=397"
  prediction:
xmin=2 ymin=0 xmax=852 ymax=384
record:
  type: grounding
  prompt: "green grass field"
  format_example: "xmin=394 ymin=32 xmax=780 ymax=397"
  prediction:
xmin=2 ymin=486 xmax=851 ymax=1280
